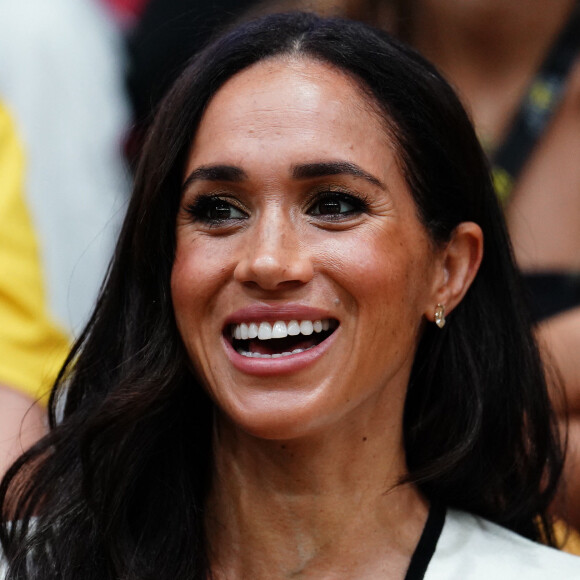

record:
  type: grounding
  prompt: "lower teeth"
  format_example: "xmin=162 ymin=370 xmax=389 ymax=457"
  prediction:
xmin=238 ymin=347 xmax=313 ymax=359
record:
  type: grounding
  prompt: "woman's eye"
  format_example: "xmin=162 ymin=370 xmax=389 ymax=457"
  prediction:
xmin=308 ymin=193 xmax=364 ymax=217
xmin=205 ymin=200 xmax=246 ymax=221
xmin=187 ymin=196 xmax=248 ymax=224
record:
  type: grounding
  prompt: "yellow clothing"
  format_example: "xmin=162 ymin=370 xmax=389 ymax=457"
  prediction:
xmin=554 ymin=519 xmax=580 ymax=556
xmin=0 ymin=102 xmax=69 ymax=402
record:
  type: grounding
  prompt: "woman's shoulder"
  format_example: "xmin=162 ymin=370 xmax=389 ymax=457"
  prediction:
xmin=425 ymin=508 xmax=580 ymax=579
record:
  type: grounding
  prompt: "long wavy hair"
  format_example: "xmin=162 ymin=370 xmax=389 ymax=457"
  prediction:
xmin=0 ymin=12 xmax=563 ymax=579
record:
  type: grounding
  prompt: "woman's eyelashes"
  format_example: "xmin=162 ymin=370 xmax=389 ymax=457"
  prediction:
xmin=186 ymin=195 xmax=248 ymax=226
xmin=307 ymin=191 xmax=368 ymax=220
xmin=185 ymin=190 xmax=368 ymax=227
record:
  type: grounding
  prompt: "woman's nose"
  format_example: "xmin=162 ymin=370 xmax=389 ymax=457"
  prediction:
xmin=233 ymin=214 xmax=314 ymax=291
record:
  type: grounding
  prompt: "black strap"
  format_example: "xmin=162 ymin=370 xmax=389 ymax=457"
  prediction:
xmin=404 ymin=503 xmax=446 ymax=580
xmin=492 ymin=3 xmax=580 ymax=203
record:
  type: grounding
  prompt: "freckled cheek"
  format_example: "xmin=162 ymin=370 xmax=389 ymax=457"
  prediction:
xmin=170 ymin=263 xmax=197 ymax=348
xmin=170 ymin=257 xmax=222 ymax=376
xmin=319 ymin=236 xmax=428 ymax=344
xmin=170 ymin=240 xmax=233 ymax=326
xmin=321 ymin=238 xmax=407 ymax=298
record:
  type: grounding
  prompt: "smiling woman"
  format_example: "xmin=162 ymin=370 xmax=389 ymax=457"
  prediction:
xmin=1 ymin=11 xmax=579 ymax=580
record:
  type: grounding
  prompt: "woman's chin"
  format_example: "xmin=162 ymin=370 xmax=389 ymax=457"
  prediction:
xmin=216 ymin=398 xmax=335 ymax=443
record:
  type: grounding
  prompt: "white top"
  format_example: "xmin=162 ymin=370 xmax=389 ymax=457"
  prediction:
xmin=423 ymin=509 xmax=580 ymax=579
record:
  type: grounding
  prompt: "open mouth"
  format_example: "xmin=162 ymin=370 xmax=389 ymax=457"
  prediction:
xmin=227 ymin=319 xmax=339 ymax=358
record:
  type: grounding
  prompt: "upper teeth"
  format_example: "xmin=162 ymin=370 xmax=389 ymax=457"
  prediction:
xmin=232 ymin=319 xmax=332 ymax=340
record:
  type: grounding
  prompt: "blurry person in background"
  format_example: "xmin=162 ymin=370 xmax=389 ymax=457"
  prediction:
xmin=0 ymin=101 xmax=69 ymax=473
xmin=375 ymin=0 xmax=580 ymax=534
xmin=0 ymin=0 xmax=130 ymax=475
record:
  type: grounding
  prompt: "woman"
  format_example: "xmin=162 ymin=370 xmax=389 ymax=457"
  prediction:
xmin=1 ymin=12 xmax=578 ymax=579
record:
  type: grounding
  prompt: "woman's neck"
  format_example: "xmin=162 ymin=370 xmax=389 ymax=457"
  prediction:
xmin=408 ymin=0 xmax=577 ymax=144
xmin=205 ymin=417 xmax=428 ymax=579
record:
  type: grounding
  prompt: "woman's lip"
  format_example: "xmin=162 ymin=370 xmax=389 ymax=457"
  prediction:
xmin=222 ymin=326 xmax=339 ymax=377
xmin=224 ymin=303 xmax=336 ymax=326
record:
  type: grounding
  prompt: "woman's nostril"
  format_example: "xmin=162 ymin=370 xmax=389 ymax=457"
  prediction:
xmin=234 ymin=251 xmax=313 ymax=289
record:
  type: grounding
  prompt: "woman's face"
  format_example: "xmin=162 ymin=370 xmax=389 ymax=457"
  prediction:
xmin=172 ymin=57 xmax=444 ymax=441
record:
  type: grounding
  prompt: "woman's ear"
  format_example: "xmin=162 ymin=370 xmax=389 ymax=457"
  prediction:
xmin=426 ymin=222 xmax=484 ymax=322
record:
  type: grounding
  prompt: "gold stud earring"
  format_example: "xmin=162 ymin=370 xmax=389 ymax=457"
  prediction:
xmin=434 ymin=304 xmax=446 ymax=329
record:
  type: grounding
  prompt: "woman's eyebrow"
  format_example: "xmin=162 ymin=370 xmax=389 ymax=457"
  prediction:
xmin=182 ymin=164 xmax=247 ymax=189
xmin=292 ymin=161 xmax=385 ymax=189
xmin=182 ymin=161 xmax=386 ymax=190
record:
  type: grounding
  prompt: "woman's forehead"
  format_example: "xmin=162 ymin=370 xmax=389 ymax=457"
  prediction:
xmin=187 ymin=56 xmax=395 ymax=170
